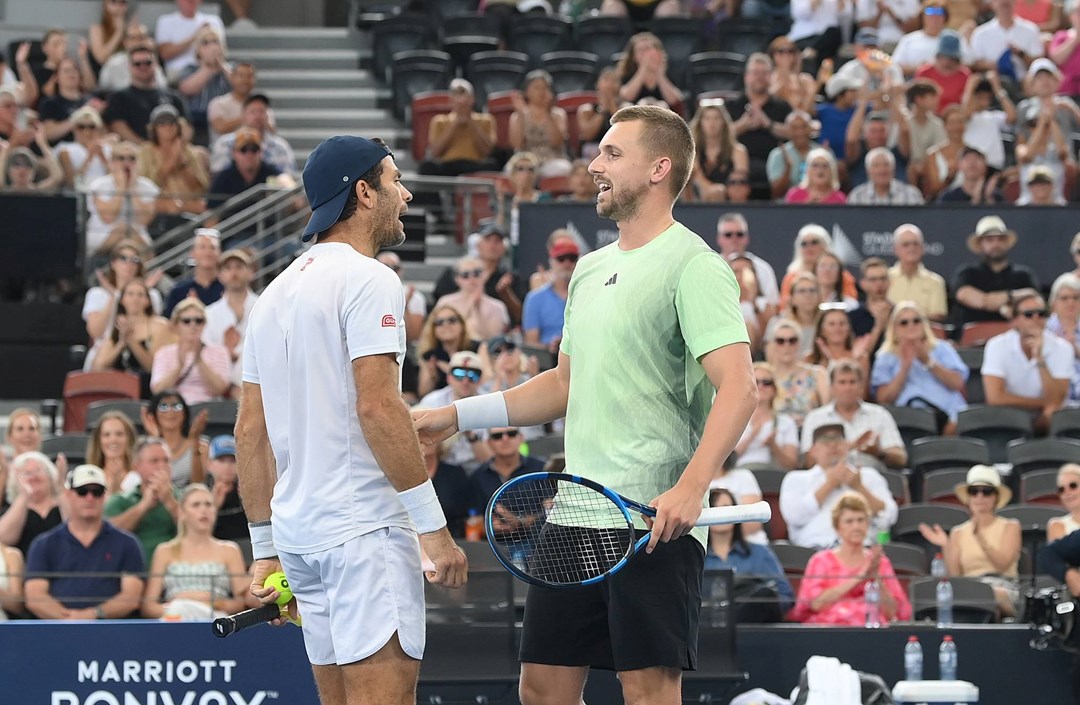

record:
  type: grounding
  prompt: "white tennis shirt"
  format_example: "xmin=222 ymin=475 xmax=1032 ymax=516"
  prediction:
xmin=243 ymin=242 xmax=410 ymax=554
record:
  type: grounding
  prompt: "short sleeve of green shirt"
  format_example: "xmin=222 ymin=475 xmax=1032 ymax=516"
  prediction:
xmin=676 ymin=252 xmax=750 ymax=360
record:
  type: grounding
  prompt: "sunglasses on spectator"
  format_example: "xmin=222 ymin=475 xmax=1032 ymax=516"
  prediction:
xmin=514 ymin=165 xmax=536 ymax=173
xmin=113 ymin=154 xmax=137 ymax=162
xmin=115 ymin=254 xmax=141 ymax=264
xmin=178 ymin=317 xmax=206 ymax=325
xmin=493 ymin=344 xmax=517 ymax=355
xmin=756 ymin=378 xmax=776 ymax=387
xmin=924 ymin=6 xmax=945 ymax=15
xmin=897 ymin=317 xmax=923 ymax=327
xmin=75 ymin=485 xmax=107 ymax=497
xmin=75 ymin=123 xmax=97 ymax=131
xmin=774 ymin=336 xmax=799 ymax=346
xmin=1018 ymin=309 xmax=1050 ymax=319
xmin=774 ymin=46 xmax=797 ymax=54
xmin=131 ymin=60 xmax=154 ymax=68
xmin=555 ymin=254 xmax=578 ymax=263
xmin=721 ymin=230 xmax=747 ymax=239
xmin=1058 ymin=481 xmax=1080 ymax=494
xmin=237 ymin=144 xmax=261 ymax=154
xmin=489 ymin=429 xmax=520 ymax=441
xmin=157 ymin=402 xmax=185 ymax=412
xmin=800 ymin=239 xmax=823 ymax=248
xmin=793 ymin=287 xmax=819 ymax=295
xmin=966 ymin=485 xmax=997 ymax=497
xmin=449 ymin=367 xmax=482 ymax=382
xmin=433 ymin=317 xmax=461 ymax=327
xmin=456 ymin=268 xmax=484 ymax=279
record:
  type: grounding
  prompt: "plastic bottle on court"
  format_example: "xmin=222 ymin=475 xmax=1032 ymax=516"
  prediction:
xmin=932 ymin=553 xmax=953 ymax=628
xmin=864 ymin=579 xmax=881 ymax=628
xmin=904 ymin=636 xmax=923 ymax=681
xmin=939 ymin=635 xmax=958 ymax=680
xmin=465 ymin=509 xmax=484 ymax=542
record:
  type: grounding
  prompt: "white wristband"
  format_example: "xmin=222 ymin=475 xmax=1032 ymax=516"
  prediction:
xmin=453 ymin=391 xmax=509 ymax=432
xmin=398 ymin=479 xmax=448 ymax=535
xmin=248 ymin=522 xmax=276 ymax=561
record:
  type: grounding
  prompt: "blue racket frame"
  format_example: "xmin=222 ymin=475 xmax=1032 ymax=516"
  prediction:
xmin=484 ymin=472 xmax=659 ymax=588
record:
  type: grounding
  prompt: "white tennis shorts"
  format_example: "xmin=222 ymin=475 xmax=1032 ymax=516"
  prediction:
xmin=279 ymin=526 xmax=426 ymax=666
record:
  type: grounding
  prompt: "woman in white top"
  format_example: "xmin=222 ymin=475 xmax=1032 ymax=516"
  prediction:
xmin=83 ymin=239 xmax=164 ymax=342
xmin=85 ymin=140 xmax=159 ymax=260
xmin=0 ymin=541 xmax=23 ymax=620
xmin=57 ymin=106 xmax=111 ymax=191
xmin=734 ymin=362 xmax=800 ymax=470
xmin=1048 ymin=464 xmax=1080 ymax=541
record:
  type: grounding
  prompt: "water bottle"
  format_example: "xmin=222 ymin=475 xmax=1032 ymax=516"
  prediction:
xmin=465 ymin=509 xmax=484 ymax=542
xmin=932 ymin=553 xmax=953 ymax=627
xmin=939 ymin=635 xmax=958 ymax=680
xmin=864 ymin=579 xmax=881 ymax=628
xmin=904 ymin=636 xmax=923 ymax=681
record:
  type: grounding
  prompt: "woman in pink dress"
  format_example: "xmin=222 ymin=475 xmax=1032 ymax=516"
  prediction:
xmin=790 ymin=493 xmax=911 ymax=625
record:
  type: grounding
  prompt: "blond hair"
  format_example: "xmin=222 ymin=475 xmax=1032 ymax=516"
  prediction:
xmin=831 ymin=492 xmax=870 ymax=529
xmin=167 ymin=483 xmax=214 ymax=558
xmin=610 ymin=105 xmax=695 ymax=197
xmin=878 ymin=301 xmax=940 ymax=355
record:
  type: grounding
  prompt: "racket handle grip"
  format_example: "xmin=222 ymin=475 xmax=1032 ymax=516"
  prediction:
xmin=697 ymin=500 xmax=772 ymax=526
xmin=212 ymin=603 xmax=283 ymax=638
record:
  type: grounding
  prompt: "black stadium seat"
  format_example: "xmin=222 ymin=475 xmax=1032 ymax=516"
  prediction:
xmin=892 ymin=503 xmax=968 ymax=560
xmin=574 ymin=15 xmax=633 ymax=67
xmin=647 ymin=16 xmax=704 ymax=86
xmin=508 ymin=14 xmax=571 ymax=69
xmin=955 ymin=405 xmax=1033 ymax=464
xmin=909 ymin=436 xmax=990 ymax=501
xmin=1051 ymin=408 xmax=1080 ymax=441
xmin=442 ymin=36 xmax=501 ymax=76
xmin=1007 ymin=437 xmax=1080 ymax=477
xmin=392 ymin=50 xmax=452 ymax=122
xmin=86 ymin=399 xmax=147 ymax=434
xmin=41 ymin=434 xmax=90 ymax=466
xmin=910 ymin=577 xmax=998 ymax=623
xmin=886 ymin=405 xmax=939 ymax=459
xmin=372 ymin=14 xmax=433 ymax=85
xmin=467 ymin=52 xmax=529 ymax=108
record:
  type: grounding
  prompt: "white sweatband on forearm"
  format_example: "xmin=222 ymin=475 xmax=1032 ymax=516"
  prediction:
xmin=453 ymin=391 xmax=509 ymax=432
xmin=398 ymin=479 xmax=448 ymax=535
xmin=248 ymin=522 xmax=277 ymax=560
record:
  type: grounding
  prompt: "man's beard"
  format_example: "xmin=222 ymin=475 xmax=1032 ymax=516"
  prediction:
xmin=373 ymin=204 xmax=406 ymax=250
xmin=597 ymin=181 xmax=648 ymax=222
xmin=984 ymin=253 xmax=1007 ymax=266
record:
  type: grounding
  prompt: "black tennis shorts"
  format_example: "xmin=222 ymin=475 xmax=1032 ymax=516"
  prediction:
xmin=519 ymin=527 xmax=705 ymax=672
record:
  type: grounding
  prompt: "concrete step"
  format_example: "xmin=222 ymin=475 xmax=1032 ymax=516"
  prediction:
xmin=262 ymin=88 xmax=382 ymax=110
xmin=272 ymin=108 xmax=393 ymax=130
xmin=400 ymin=261 xmax=448 ymax=281
xmin=258 ymin=69 xmax=383 ymax=90
xmin=278 ymin=127 xmax=410 ymax=151
xmin=226 ymin=27 xmax=359 ymax=51
xmin=229 ymin=49 xmax=362 ymax=71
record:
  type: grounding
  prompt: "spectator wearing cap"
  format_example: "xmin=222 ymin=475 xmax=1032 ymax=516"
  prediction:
xmin=203 ymin=248 xmax=257 ymax=393
xmin=787 ymin=0 xmax=844 ymax=72
xmin=103 ymin=45 xmax=188 ymax=143
xmin=801 ymin=360 xmax=908 ymax=470
xmin=210 ymin=95 xmax=295 ymax=177
xmin=888 ymin=224 xmax=948 ymax=322
xmin=983 ymin=290 xmax=1074 ymax=434
xmin=176 ymin=28 xmax=231 ymax=145
xmin=204 ymin=435 xmax=248 ymax=548
xmin=24 ymin=464 xmax=145 ymax=620
xmin=915 ymin=30 xmax=972 ymax=113
xmin=816 ymin=74 xmax=863 ymax=163
xmin=471 ymin=426 xmax=546 ymax=517
xmin=85 ymin=140 xmax=159 ymax=261
xmin=206 ymin=127 xmax=287 ymax=217
xmin=523 ymin=239 xmax=577 ymax=351
xmin=434 ymin=255 xmax=511 ymax=342
xmin=953 ymin=215 xmax=1040 ymax=326
xmin=1050 ymin=4 xmax=1080 ymax=97
xmin=137 ymin=103 xmax=209 ymax=215
xmin=164 ymin=228 xmax=223 ymax=317
xmin=766 ymin=110 xmax=822 ymax=200
xmin=416 ymin=350 xmax=494 ymax=471
xmin=509 ymin=70 xmax=573 ymax=179
xmin=729 ymin=53 xmax=793 ymax=200
xmin=1015 ymin=59 xmax=1079 ymax=203
xmin=98 ymin=24 xmax=168 ymax=93
xmin=419 ymin=78 xmax=497 ymax=177
xmin=960 ymin=71 xmax=1014 ymax=172
xmin=716 ymin=213 xmax=780 ymax=308
xmin=893 ymin=1 xmax=954 ymax=77
xmin=207 ymin=61 xmax=257 ymax=143
xmin=848 ymin=147 xmax=925 ymax=204
xmin=845 ymin=103 xmax=911 ymax=190
xmin=433 ymin=223 xmax=526 ymax=325
xmin=104 ymin=437 xmax=180 ymax=560
xmin=1019 ymin=165 xmax=1067 ymax=205
xmin=969 ymin=0 xmax=1044 ymax=76
xmin=854 ymin=0 xmax=921 ymax=51
xmin=155 ymin=0 xmax=227 ymax=80
xmin=57 ymin=106 xmax=112 ymax=191
xmin=0 ymin=138 xmax=63 ymax=193
xmin=376 ymin=251 xmax=426 ymax=344
xmin=938 ymin=145 xmax=1005 ymax=203
xmin=780 ymin=423 xmax=898 ymax=549
xmin=833 ymin=28 xmax=905 ymax=100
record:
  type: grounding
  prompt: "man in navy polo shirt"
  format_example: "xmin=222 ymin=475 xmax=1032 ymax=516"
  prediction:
xmin=24 ymin=465 xmax=145 ymax=620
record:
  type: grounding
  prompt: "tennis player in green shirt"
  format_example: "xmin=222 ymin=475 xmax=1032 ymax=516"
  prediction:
xmin=413 ymin=105 xmax=756 ymax=705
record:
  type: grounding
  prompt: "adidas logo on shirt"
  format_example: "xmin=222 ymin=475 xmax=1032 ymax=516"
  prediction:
xmin=604 ymin=273 xmax=618 ymax=286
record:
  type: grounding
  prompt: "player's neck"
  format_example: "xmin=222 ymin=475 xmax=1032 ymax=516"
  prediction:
xmin=318 ymin=224 xmax=377 ymax=257
xmin=616 ymin=202 xmax=675 ymax=251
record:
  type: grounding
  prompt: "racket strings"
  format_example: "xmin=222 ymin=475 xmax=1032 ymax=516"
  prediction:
xmin=489 ymin=478 xmax=636 ymax=586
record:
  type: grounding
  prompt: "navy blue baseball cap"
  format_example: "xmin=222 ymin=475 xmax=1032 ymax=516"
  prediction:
xmin=301 ymin=136 xmax=393 ymax=242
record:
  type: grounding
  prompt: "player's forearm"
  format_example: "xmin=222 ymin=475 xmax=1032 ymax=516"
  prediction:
xmin=504 ymin=368 xmax=568 ymax=427
xmin=358 ymin=396 xmax=429 ymax=492
xmin=234 ymin=389 xmax=276 ymax=523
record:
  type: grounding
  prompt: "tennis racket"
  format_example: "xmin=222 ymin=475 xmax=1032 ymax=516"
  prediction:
xmin=485 ymin=472 xmax=771 ymax=588
xmin=212 ymin=604 xmax=284 ymax=638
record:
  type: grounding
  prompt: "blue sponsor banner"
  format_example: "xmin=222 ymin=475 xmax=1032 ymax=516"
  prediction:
xmin=0 ymin=621 xmax=319 ymax=704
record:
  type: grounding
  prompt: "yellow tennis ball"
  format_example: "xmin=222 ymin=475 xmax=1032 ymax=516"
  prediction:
xmin=264 ymin=571 xmax=293 ymax=606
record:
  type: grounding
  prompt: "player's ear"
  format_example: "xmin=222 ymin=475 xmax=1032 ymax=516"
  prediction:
xmin=650 ymin=156 xmax=672 ymax=186
xmin=354 ymin=178 xmax=377 ymax=209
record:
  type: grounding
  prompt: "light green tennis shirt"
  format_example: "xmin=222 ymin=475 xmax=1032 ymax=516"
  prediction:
xmin=557 ymin=221 xmax=750 ymax=547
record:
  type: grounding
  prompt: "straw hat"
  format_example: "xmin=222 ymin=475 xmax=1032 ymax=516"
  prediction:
xmin=966 ymin=216 xmax=1017 ymax=254
xmin=954 ymin=464 xmax=1011 ymax=509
